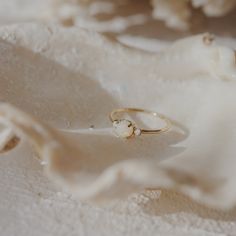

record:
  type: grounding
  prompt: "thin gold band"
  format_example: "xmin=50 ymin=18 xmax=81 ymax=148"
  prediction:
xmin=110 ymin=108 xmax=171 ymax=138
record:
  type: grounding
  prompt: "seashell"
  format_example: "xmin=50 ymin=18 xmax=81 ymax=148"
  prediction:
xmin=0 ymin=23 xmax=236 ymax=209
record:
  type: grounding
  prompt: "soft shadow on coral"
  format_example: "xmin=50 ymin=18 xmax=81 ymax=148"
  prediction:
xmin=0 ymin=38 xmax=188 ymax=181
xmin=0 ymin=39 xmax=117 ymax=129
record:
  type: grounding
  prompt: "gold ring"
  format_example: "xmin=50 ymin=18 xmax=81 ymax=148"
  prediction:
xmin=109 ymin=108 xmax=171 ymax=139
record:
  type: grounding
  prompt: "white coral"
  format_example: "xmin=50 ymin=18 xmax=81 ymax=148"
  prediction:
xmin=152 ymin=0 xmax=236 ymax=30
xmin=1 ymin=24 xmax=236 ymax=209
xmin=192 ymin=0 xmax=236 ymax=16
xmin=53 ymin=0 xmax=236 ymax=30
xmin=151 ymin=0 xmax=191 ymax=30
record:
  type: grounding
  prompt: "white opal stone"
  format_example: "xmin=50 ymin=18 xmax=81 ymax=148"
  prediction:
xmin=113 ymin=119 xmax=134 ymax=138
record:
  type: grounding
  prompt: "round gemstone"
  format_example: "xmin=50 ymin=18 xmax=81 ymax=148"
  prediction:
xmin=113 ymin=119 xmax=134 ymax=138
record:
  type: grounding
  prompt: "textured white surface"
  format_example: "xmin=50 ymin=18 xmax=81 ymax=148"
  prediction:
xmin=0 ymin=23 xmax=236 ymax=236
xmin=1 ymin=144 xmax=236 ymax=236
xmin=1 ymin=24 xmax=236 ymax=207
